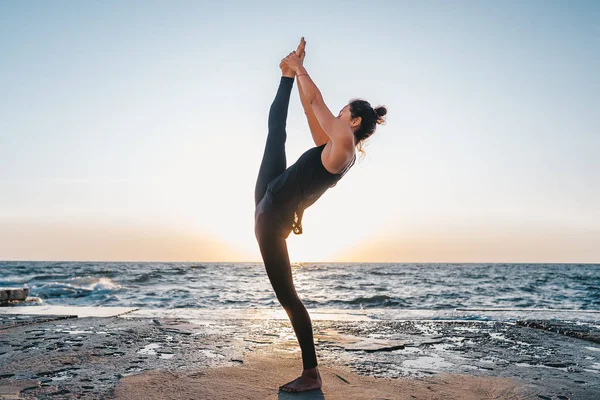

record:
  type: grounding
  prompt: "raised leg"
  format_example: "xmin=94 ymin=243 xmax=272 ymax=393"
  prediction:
xmin=254 ymin=76 xmax=295 ymax=207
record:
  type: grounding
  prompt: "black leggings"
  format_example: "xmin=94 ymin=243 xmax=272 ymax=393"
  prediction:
xmin=254 ymin=76 xmax=318 ymax=370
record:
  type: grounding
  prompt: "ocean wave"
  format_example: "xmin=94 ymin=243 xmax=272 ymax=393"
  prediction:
xmin=31 ymin=274 xmax=74 ymax=281
xmin=332 ymin=295 xmax=409 ymax=307
xmin=369 ymin=271 xmax=406 ymax=276
xmin=31 ymin=276 xmax=122 ymax=300
xmin=127 ymin=272 xmax=164 ymax=284
xmin=64 ymin=276 xmax=121 ymax=291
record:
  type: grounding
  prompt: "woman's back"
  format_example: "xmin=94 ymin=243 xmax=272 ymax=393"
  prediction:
xmin=264 ymin=143 xmax=355 ymax=235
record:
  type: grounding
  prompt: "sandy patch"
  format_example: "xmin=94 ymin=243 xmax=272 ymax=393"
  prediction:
xmin=112 ymin=347 xmax=531 ymax=400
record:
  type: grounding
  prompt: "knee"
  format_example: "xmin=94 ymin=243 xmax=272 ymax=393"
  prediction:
xmin=277 ymin=291 xmax=302 ymax=311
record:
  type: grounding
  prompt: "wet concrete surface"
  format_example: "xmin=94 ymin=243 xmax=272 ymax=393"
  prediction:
xmin=517 ymin=319 xmax=600 ymax=344
xmin=0 ymin=314 xmax=599 ymax=399
xmin=0 ymin=314 xmax=76 ymax=331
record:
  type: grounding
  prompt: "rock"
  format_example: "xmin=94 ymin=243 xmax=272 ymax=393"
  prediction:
xmin=24 ymin=297 xmax=43 ymax=304
xmin=543 ymin=361 xmax=572 ymax=368
xmin=407 ymin=338 xmax=445 ymax=347
xmin=0 ymin=288 xmax=30 ymax=304
xmin=517 ymin=320 xmax=600 ymax=344
xmin=344 ymin=339 xmax=406 ymax=352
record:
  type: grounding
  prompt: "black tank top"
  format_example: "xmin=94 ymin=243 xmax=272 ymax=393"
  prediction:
xmin=265 ymin=143 xmax=356 ymax=235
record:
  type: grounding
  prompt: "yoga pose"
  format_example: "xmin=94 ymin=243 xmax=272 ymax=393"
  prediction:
xmin=254 ymin=37 xmax=387 ymax=393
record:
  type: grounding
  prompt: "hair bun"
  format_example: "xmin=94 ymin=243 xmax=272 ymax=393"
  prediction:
xmin=374 ymin=106 xmax=387 ymax=124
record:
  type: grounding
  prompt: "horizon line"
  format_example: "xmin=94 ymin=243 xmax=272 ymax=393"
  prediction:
xmin=1 ymin=259 xmax=598 ymax=265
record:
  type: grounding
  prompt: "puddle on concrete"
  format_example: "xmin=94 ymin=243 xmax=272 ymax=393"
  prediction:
xmin=198 ymin=349 xmax=224 ymax=358
xmin=137 ymin=343 xmax=160 ymax=355
xmin=54 ymin=329 xmax=94 ymax=335
xmin=124 ymin=366 xmax=143 ymax=376
xmin=402 ymin=355 xmax=454 ymax=370
xmin=49 ymin=370 xmax=76 ymax=382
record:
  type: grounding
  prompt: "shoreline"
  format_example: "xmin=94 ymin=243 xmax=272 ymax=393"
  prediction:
xmin=0 ymin=306 xmax=599 ymax=399
xmin=2 ymin=304 xmax=600 ymax=321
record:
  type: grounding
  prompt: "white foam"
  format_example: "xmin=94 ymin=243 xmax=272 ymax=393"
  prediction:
xmin=586 ymin=346 xmax=600 ymax=352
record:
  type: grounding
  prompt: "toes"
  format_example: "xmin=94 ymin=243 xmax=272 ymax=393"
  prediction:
xmin=280 ymin=377 xmax=306 ymax=392
xmin=279 ymin=383 xmax=292 ymax=392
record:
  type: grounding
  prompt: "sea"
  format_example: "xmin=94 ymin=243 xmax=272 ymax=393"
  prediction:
xmin=1 ymin=262 xmax=599 ymax=319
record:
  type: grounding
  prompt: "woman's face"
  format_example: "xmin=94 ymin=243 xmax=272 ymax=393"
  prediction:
xmin=337 ymin=104 xmax=360 ymax=130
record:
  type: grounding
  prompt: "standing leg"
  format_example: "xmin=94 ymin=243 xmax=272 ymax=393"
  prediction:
xmin=255 ymin=76 xmax=295 ymax=207
xmin=254 ymin=227 xmax=318 ymax=371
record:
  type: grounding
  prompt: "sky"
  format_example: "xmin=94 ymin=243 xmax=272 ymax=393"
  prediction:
xmin=1 ymin=0 xmax=598 ymax=263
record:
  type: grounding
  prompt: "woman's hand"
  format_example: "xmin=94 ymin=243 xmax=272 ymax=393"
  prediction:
xmin=282 ymin=51 xmax=304 ymax=72
xmin=279 ymin=37 xmax=306 ymax=76
xmin=279 ymin=49 xmax=305 ymax=76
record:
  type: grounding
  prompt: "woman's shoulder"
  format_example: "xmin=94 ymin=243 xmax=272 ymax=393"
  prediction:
xmin=322 ymin=139 xmax=355 ymax=175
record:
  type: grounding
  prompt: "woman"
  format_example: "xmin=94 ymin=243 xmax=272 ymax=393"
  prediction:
xmin=254 ymin=37 xmax=387 ymax=393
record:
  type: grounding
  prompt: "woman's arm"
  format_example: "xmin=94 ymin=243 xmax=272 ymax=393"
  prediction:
xmin=297 ymin=77 xmax=330 ymax=146
xmin=296 ymin=66 xmax=354 ymax=147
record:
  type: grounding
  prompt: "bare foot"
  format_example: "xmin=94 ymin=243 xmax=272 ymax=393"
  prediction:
xmin=280 ymin=37 xmax=306 ymax=78
xmin=279 ymin=366 xmax=322 ymax=392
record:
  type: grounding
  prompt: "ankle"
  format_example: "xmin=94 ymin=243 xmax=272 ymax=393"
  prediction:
xmin=302 ymin=366 xmax=319 ymax=378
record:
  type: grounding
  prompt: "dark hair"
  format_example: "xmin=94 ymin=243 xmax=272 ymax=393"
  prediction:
xmin=348 ymin=99 xmax=387 ymax=158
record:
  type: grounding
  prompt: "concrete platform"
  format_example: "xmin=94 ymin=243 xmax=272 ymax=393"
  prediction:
xmin=1 ymin=313 xmax=599 ymax=399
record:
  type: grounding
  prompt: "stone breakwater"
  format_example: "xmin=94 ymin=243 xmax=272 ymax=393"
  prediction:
xmin=0 ymin=308 xmax=599 ymax=399
xmin=0 ymin=288 xmax=29 ymax=305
